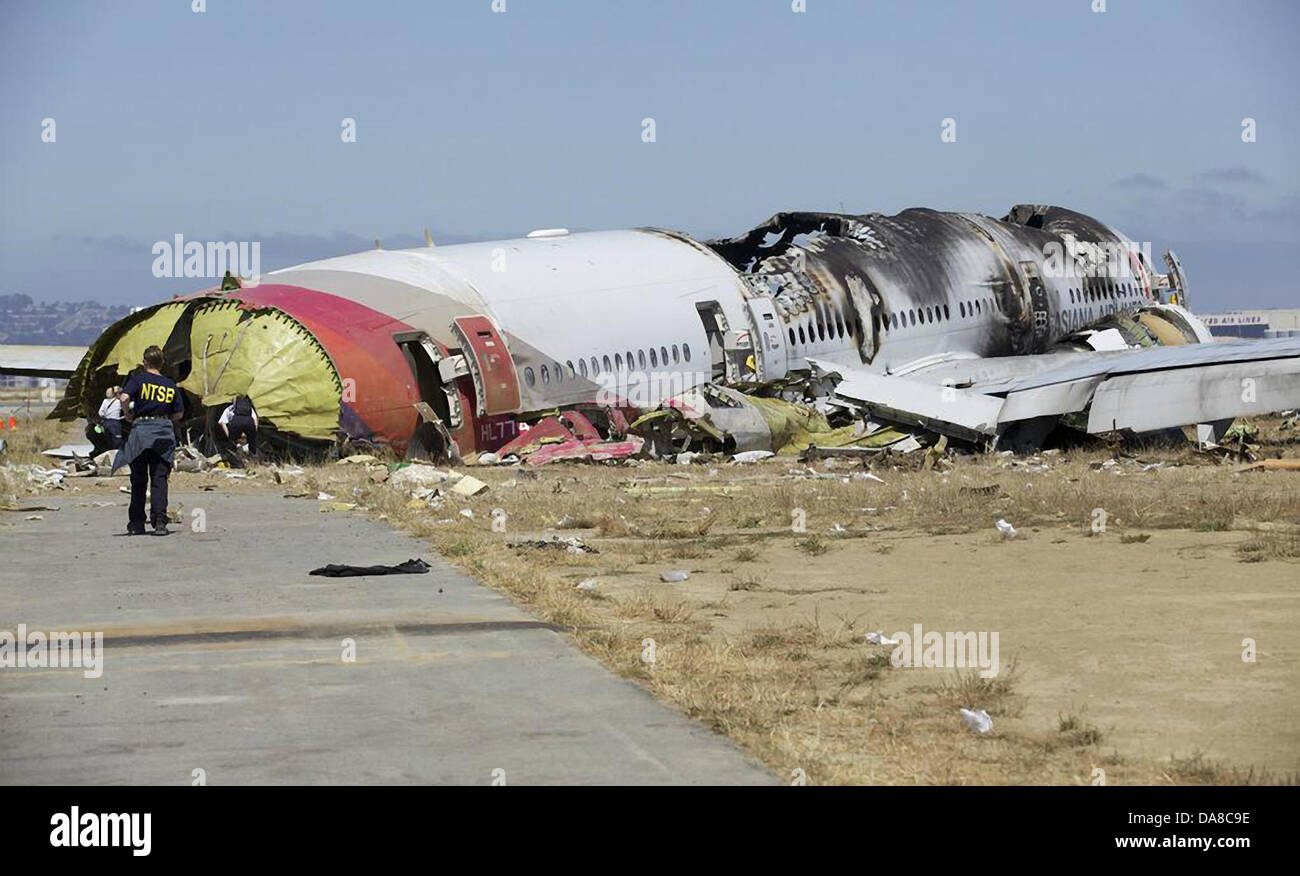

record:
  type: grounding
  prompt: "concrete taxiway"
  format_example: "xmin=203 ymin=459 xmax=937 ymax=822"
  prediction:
xmin=0 ymin=492 xmax=772 ymax=785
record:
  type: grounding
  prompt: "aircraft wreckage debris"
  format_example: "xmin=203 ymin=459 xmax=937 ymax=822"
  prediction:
xmin=15 ymin=204 xmax=1299 ymax=466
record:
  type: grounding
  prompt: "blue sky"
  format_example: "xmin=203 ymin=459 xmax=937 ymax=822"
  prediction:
xmin=2 ymin=0 xmax=1297 ymax=310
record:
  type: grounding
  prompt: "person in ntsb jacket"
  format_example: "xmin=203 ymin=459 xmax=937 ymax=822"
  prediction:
xmin=111 ymin=346 xmax=184 ymax=536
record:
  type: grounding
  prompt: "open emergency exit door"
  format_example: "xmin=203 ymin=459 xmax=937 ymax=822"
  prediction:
xmin=450 ymin=315 xmax=522 ymax=416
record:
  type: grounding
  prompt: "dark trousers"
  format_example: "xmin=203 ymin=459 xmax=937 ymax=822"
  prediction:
xmin=128 ymin=450 xmax=172 ymax=528
xmin=103 ymin=418 xmax=123 ymax=449
xmin=225 ymin=415 xmax=259 ymax=456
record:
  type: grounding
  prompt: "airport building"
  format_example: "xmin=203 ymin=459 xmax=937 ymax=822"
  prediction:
xmin=1200 ymin=308 xmax=1300 ymax=339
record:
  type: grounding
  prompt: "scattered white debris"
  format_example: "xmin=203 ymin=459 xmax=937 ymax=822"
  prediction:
xmin=675 ymin=452 xmax=699 ymax=465
xmin=865 ymin=631 xmax=900 ymax=646
xmin=831 ymin=523 xmax=847 ymax=533
xmin=476 ymin=452 xmax=501 ymax=465
xmin=995 ymin=518 xmax=1018 ymax=540
xmin=40 ymin=444 xmax=95 ymax=459
xmin=560 ymin=537 xmax=593 ymax=554
xmin=852 ymin=471 xmax=886 ymax=484
xmin=731 ymin=450 xmax=774 ymax=465
xmin=660 ymin=570 xmax=691 ymax=583
xmin=25 ymin=515 xmax=43 ymax=521
xmin=959 ymin=708 xmax=994 ymax=734
xmin=3 ymin=464 xmax=68 ymax=489
xmin=389 ymin=464 xmax=457 ymax=491
xmin=575 ymin=578 xmax=598 ymax=592
xmin=336 ymin=454 xmax=378 ymax=465
xmin=892 ymin=436 xmax=923 ymax=453
xmin=458 ymin=508 xmax=474 ymax=519
xmin=317 ymin=491 xmax=336 ymax=500
xmin=450 ymin=474 xmax=489 ymax=497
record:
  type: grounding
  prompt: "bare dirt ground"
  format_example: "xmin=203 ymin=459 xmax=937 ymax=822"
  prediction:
xmin=5 ymin=415 xmax=1298 ymax=784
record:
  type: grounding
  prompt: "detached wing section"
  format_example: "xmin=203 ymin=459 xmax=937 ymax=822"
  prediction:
xmin=0 ymin=345 xmax=88 ymax=379
xmin=812 ymin=336 xmax=1300 ymax=444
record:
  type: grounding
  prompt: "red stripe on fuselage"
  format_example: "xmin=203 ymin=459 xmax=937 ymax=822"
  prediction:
xmin=230 ymin=284 xmax=421 ymax=448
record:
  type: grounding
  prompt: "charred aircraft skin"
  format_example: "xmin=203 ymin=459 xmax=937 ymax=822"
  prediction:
xmin=706 ymin=206 xmax=1153 ymax=375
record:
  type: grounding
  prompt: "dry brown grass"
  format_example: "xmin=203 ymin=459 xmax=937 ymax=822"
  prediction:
xmin=127 ymin=418 xmax=1300 ymax=785
xmin=0 ymin=416 xmax=81 ymax=467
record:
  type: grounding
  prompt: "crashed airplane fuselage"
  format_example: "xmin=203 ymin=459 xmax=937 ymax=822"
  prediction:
xmin=48 ymin=205 xmax=1297 ymax=458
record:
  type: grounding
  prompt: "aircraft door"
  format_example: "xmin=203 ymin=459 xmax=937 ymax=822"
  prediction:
xmin=743 ymin=296 xmax=788 ymax=380
xmin=450 ymin=315 xmax=522 ymax=416
xmin=1017 ymin=261 xmax=1052 ymax=353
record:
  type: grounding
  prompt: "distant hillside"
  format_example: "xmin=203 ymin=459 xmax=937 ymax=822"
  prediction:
xmin=0 ymin=293 xmax=130 ymax=346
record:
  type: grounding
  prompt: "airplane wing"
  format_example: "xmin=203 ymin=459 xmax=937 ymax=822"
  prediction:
xmin=0 ymin=345 xmax=88 ymax=379
xmin=810 ymin=336 xmax=1300 ymax=446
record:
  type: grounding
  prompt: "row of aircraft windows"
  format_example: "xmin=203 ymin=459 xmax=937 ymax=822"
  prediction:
xmin=1069 ymin=280 xmax=1139 ymax=304
xmin=883 ymin=297 xmax=996 ymax=332
xmin=786 ymin=310 xmax=856 ymax=349
xmin=521 ymin=342 xmax=693 ymax=388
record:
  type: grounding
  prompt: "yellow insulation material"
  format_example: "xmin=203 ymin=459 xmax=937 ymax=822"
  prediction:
xmin=179 ymin=301 xmax=342 ymax=441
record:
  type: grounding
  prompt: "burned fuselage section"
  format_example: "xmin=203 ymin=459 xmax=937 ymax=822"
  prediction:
xmin=705 ymin=205 xmax=1170 ymax=378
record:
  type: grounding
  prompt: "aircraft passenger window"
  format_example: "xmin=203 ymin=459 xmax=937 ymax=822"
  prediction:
xmin=788 ymin=328 xmax=797 ymax=346
xmin=683 ymin=343 xmax=691 ymax=362
xmin=660 ymin=346 xmax=668 ymax=365
xmin=817 ymin=320 xmax=826 ymax=341
xmin=555 ymin=363 xmax=564 ymax=383
xmin=625 ymin=351 xmax=634 ymax=369
xmin=649 ymin=348 xmax=658 ymax=367
xmin=540 ymin=364 xmax=550 ymax=384
xmin=798 ymin=325 xmax=806 ymax=345
xmin=944 ymin=304 xmax=950 ymax=321
xmin=524 ymin=367 xmax=536 ymax=387
xmin=890 ymin=312 xmax=899 ymax=330
xmin=671 ymin=345 xmax=679 ymax=363
xmin=615 ymin=353 xmax=623 ymax=370
xmin=566 ymin=361 xmax=575 ymax=378
xmin=579 ymin=359 xmax=588 ymax=378
xmin=603 ymin=355 xmax=612 ymax=373
xmin=638 ymin=350 xmax=647 ymax=370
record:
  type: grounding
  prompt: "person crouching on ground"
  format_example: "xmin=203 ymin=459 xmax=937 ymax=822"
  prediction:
xmin=218 ymin=394 xmax=260 ymax=462
xmin=111 ymin=346 xmax=184 ymax=536
xmin=97 ymin=385 xmax=124 ymax=449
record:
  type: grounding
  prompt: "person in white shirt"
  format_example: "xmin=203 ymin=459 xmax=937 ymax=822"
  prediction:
xmin=218 ymin=395 xmax=259 ymax=458
xmin=97 ymin=385 xmax=124 ymax=448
